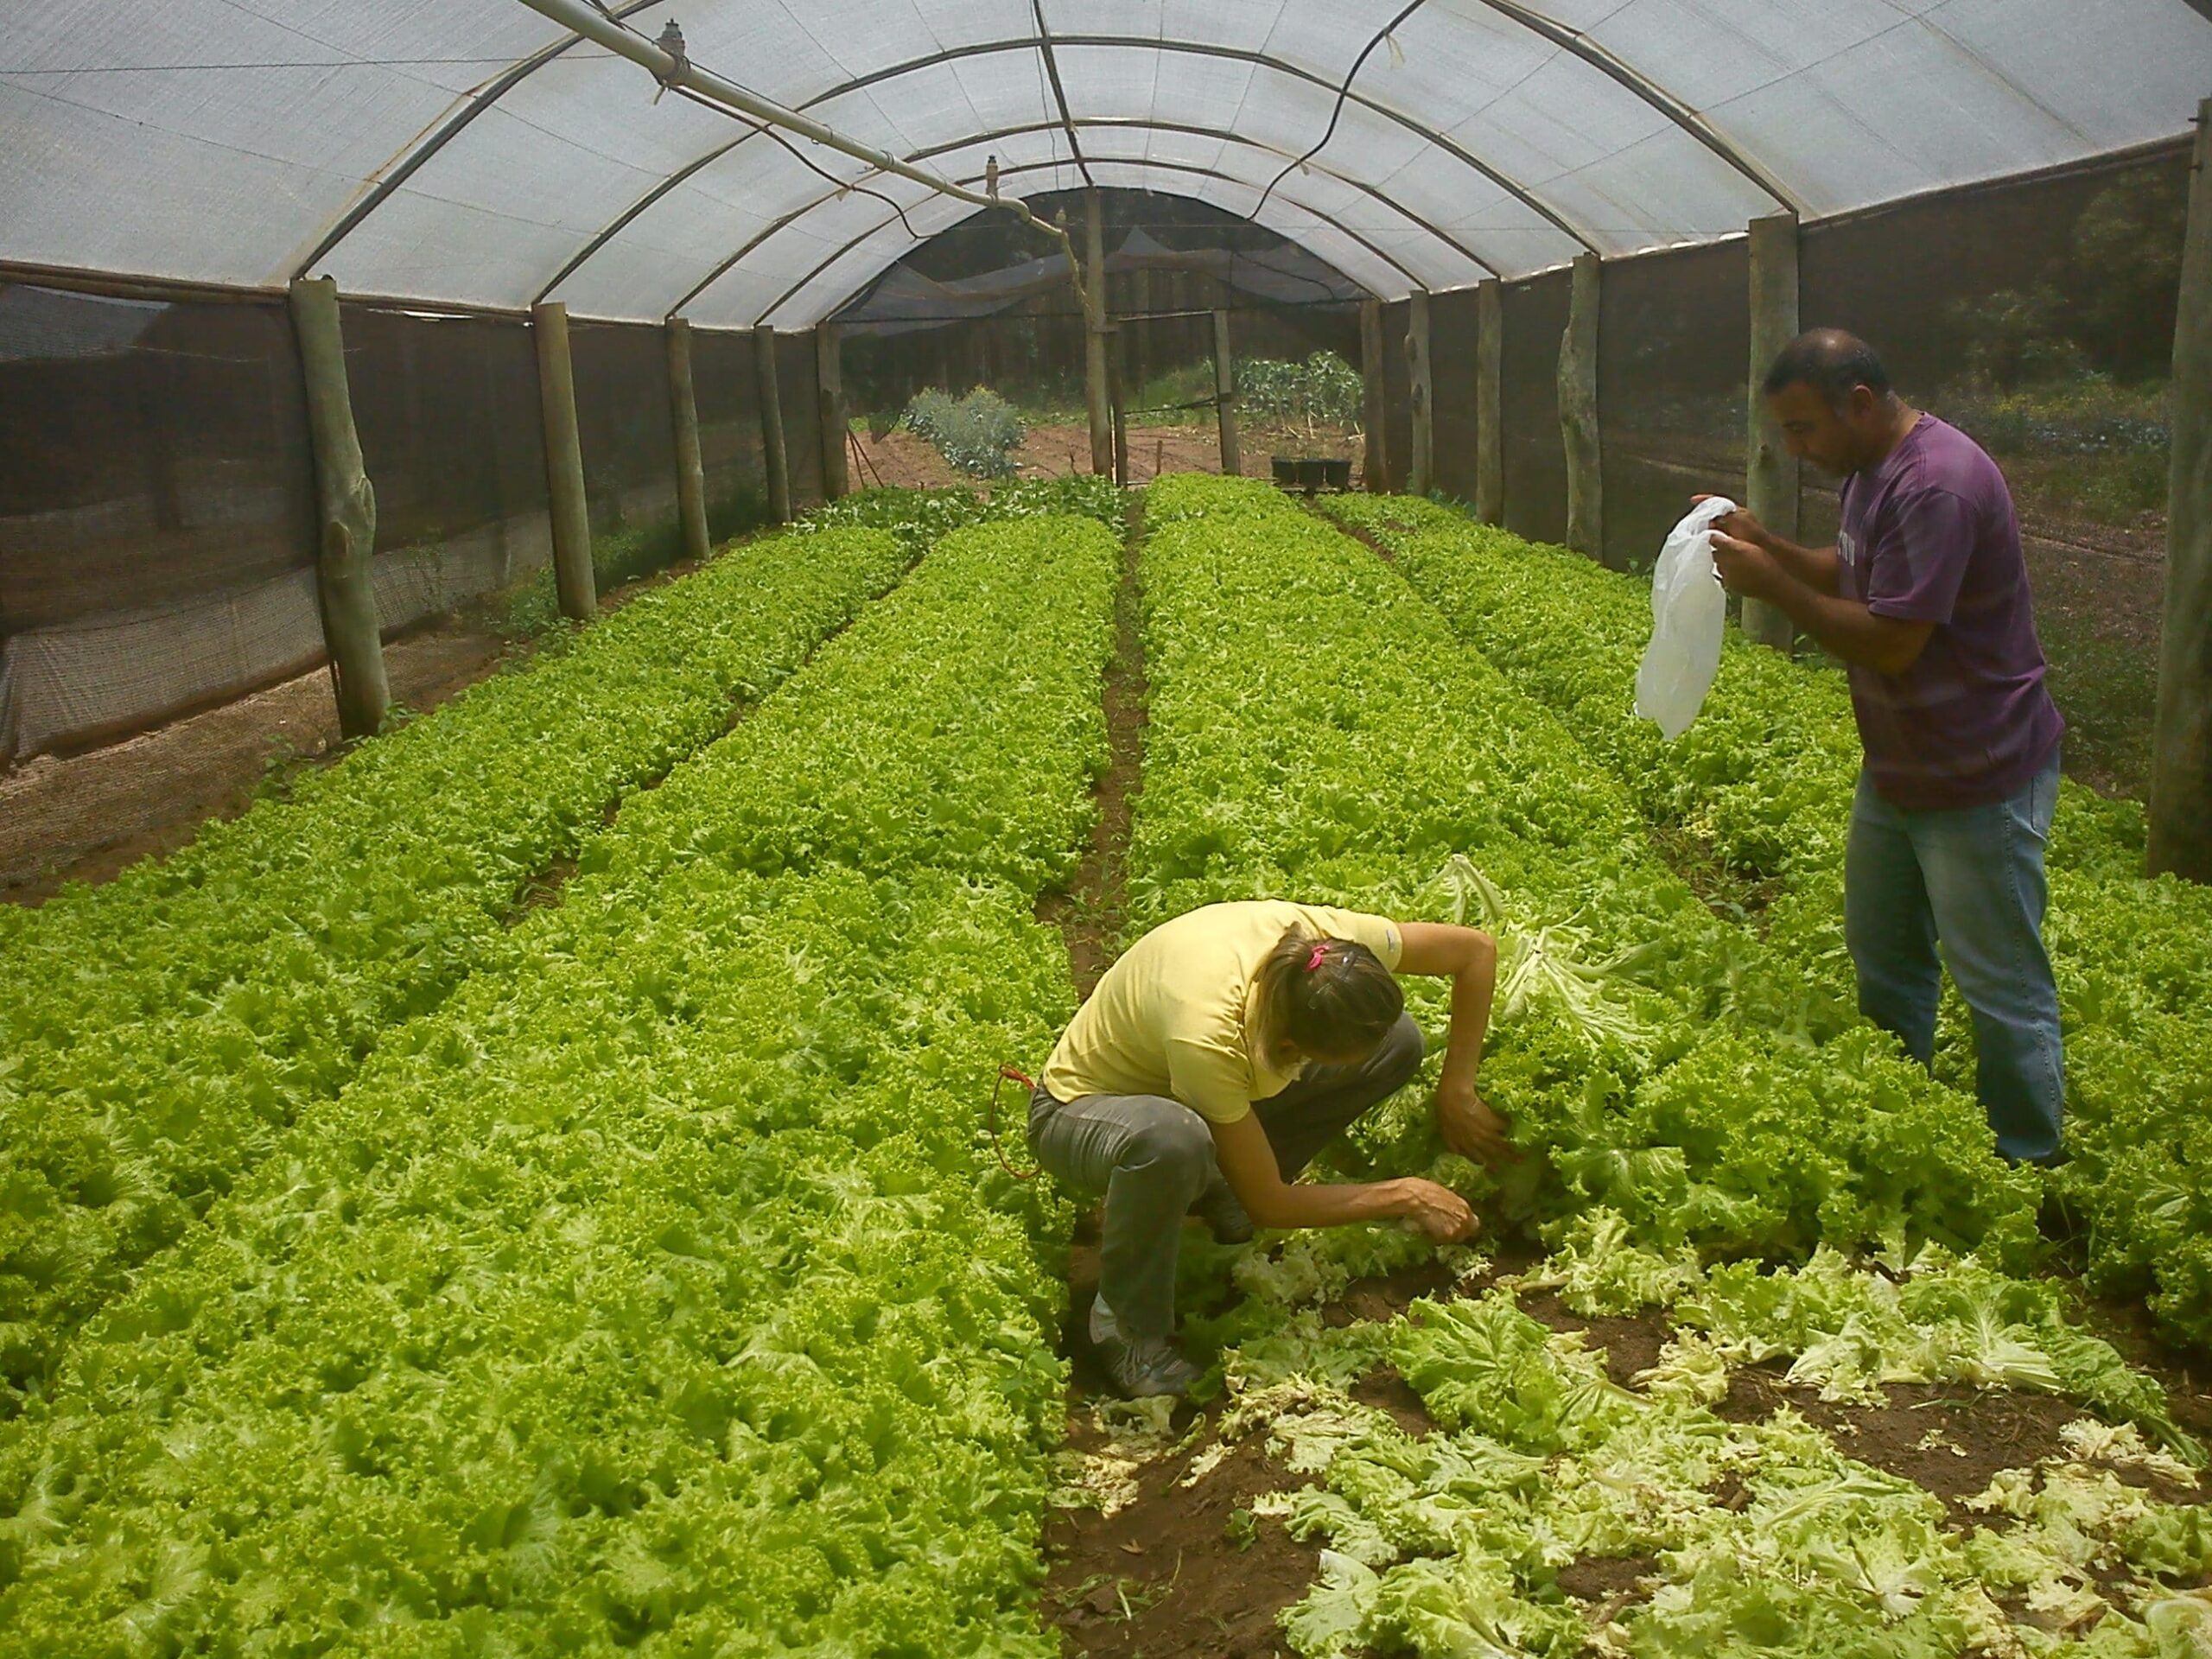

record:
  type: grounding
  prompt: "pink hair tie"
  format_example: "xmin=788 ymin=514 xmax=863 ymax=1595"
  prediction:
xmin=1305 ymin=942 xmax=1330 ymax=972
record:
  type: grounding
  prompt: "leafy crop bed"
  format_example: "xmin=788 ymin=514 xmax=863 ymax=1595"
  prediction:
xmin=0 ymin=505 xmax=1123 ymax=1652
xmin=0 ymin=524 xmax=912 ymax=1408
xmin=3 ymin=472 xmax=2201 ymax=1656
xmin=1319 ymin=493 xmax=2212 ymax=1357
xmin=1033 ymin=474 xmax=2207 ymax=1659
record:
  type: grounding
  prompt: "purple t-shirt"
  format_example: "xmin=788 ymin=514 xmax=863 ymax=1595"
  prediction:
xmin=1836 ymin=415 xmax=2063 ymax=810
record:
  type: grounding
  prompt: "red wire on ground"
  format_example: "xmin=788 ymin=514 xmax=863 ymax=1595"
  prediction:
xmin=987 ymin=1062 xmax=1044 ymax=1181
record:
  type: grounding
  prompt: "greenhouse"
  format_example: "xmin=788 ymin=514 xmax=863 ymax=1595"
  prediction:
xmin=3 ymin=3 xmax=2211 ymax=1654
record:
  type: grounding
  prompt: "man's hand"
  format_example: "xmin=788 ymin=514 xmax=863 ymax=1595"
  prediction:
xmin=1692 ymin=494 xmax=1770 ymax=550
xmin=1711 ymin=531 xmax=1786 ymax=602
xmin=1436 ymin=1080 xmax=1511 ymax=1166
xmin=1392 ymin=1178 xmax=1479 ymax=1243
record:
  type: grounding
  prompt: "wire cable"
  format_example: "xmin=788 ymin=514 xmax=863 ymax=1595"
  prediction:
xmin=667 ymin=83 xmax=919 ymax=238
xmin=1248 ymin=0 xmax=1428 ymax=226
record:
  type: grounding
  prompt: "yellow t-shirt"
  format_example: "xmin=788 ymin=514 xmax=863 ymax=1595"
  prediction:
xmin=1039 ymin=900 xmax=1404 ymax=1125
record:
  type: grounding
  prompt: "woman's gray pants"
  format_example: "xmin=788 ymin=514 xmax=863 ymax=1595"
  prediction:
xmin=1027 ymin=1014 xmax=1424 ymax=1340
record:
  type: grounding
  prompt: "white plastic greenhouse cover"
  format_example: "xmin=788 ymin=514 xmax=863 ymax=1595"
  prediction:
xmin=4 ymin=0 xmax=2209 ymax=327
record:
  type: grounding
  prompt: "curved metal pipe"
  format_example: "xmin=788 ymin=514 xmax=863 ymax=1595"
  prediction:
xmin=786 ymin=35 xmax=1599 ymax=250
xmin=743 ymin=155 xmax=1424 ymax=328
xmin=1458 ymin=0 xmax=1800 ymax=213
xmin=293 ymin=0 xmax=666 ymax=281
xmin=643 ymin=116 xmax=1497 ymax=321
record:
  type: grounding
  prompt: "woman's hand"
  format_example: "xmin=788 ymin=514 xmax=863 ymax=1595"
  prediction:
xmin=1392 ymin=1178 xmax=1479 ymax=1243
xmin=1436 ymin=1078 xmax=1512 ymax=1166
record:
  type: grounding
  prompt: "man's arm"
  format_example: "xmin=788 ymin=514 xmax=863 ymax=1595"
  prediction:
xmin=1712 ymin=534 xmax=1935 ymax=676
xmin=1207 ymin=1110 xmax=1477 ymax=1241
xmin=1397 ymin=922 xmax=1508 ymax=1163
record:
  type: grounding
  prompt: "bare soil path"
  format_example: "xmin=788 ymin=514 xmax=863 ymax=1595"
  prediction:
xmin=0 ymin=554 xmax=710 ymax=906
xmin=852 ymin=420 xmax=1363 ymax=491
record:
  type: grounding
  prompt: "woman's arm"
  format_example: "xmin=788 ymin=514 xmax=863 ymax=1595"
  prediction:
xmin=1208 ymin=1111 xmax=1477 ymax=1241
xmin=1396 ymin=921 xmax=1510 ymax=1163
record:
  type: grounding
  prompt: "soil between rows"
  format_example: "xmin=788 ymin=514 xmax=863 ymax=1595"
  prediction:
xmin=0 ymin=550 xmax=716 ymax=907
xmin=1042 ymin=1229 xmax=2212 ymax=1659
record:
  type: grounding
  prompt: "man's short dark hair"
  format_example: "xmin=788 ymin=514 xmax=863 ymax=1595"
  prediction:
xmin=1763 ymin=329 xmax=1893 ymax=410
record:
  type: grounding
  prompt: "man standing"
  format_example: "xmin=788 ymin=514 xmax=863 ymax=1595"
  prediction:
xmin=1706 ymin=328 xmax=2066 ymax=1165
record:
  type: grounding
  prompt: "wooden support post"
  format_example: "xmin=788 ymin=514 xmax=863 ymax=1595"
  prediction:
xmin=1360 ymin=298 xmax=1389 ymax=493
xmin=754 ymin=323 xmax=791 ymax=524
xmin=531 ymin=300 xmax=596 ymax=620
xmin=2150 ymin=99 xmax=2212 ymax=881
xmin=1211 ymin=308 xmax=1242 ymax=478
xmin=1407 ymin=289 xmax=1434 ymax=499
xmin=665 ymin=318 xmax=711 ymax=564
xmin=1559 ymin=251 xmax=1603 ymax=558
xmin=1743 ymin=212 xmax=1802 ymax=649
xmin=1085 ymin=189 xmax=1113 ymax=477
xmin=288 ymin=276 xmax=389 ymax=739
xmin=816 ymin=323 xmax=849 ymax=501
xmin=1109 ymin=344 xmax=1130 ymax=487
xmin=1476 ymin=278 xmax=1504 ymax=525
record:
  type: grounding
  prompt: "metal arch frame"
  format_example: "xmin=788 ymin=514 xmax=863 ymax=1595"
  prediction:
xmin=307 ymin=16 xmax=1579 ymax=289
xmin=1456 ymin=0 xmax=1803 ymax=214
xmin=661 ymin=122 xmax=1484 ymax=324
xmin=639 ymin=115 xmax=1499 ymax=321
xmin=290 ymin=0 xmax=666 ymax=282
xmin=1030 ymin=0 xmax=1096 ymax=190
xmin=746 ymin=155 xmax=1422 ymax=330
xmin=305 ymin=5 xmax=1808 ymax=295
xmin=727 ymin=35 xmax=1601 ymax=251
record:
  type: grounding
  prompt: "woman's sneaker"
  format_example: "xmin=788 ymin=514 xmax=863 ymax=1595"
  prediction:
xmin=1091 ymin=1327 xmax=1202 ymax=1399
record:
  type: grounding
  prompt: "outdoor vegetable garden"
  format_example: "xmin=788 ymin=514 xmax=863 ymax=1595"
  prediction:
xmin=0 ymin=471 xmax=2203 ymax=1656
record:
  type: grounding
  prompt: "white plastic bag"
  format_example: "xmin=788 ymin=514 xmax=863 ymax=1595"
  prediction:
xmin=1635 ymin=496 xmax=1734 ymax=740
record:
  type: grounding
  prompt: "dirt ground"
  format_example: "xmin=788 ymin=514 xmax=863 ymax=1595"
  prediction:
xmin=849 ymin=421 xmax=1361 ymax=493
xmin=0 ymin=555 xmax=709 ymax=907
xmin=1041 ymin=1232 xmax=2212 ymax=1659
xmin=0 ymin=623 xmax=507 ymax=904
xmin=1034 ymin=497 xmax=1148 ymax=1001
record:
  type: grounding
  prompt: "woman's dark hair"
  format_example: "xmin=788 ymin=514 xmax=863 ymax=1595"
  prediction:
xmin=1255 ymin=929 xmax=1403 ymax=1061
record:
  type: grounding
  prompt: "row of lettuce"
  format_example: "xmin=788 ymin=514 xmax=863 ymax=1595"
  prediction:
xmin=0 ymin=477 xmax=1114 ymax=1414
xmin=1319 ymin=490 xmax=2210 ymax=1353
xmin=1135 ymin=474 xmax=2208 ymax=1658
xmin=0 ymin=492 xmax=1127 ymax=1652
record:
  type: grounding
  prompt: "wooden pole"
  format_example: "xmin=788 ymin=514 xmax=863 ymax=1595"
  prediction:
xmin=1085 ymin=189 xmax=1113 ymax=477
xmin=1211 ymin=308 xmax=1241 ymax=478
xmin=287 ymin=276 xmax=389 ymax=739
xmin=531 ymin=300 xmax=596 ymax=620
xmin=1560 ymin=251 xmax=1603 ymax=558
xmin=1360 ymin=298 xmax=1389 ymax=493
xmin=2149 ymin=99 xmax=2212 ymax=881
xmin=1407 ymin=289 xmax=1434 ymax=499
xmin=1743 ymin=213 xmax=1802 ymax=649
xmin=1109 ymin=342 xmax=1129 ymax=487
xmin=1476 ymin=278 xmax=1504 ymax=525
xmin=816 ymin=323 xmax=849 ymax=501
xmin=754 ymin=323 xmax=791 ymax=524
xmin=665 ymin=318 xmax=710 ymax=564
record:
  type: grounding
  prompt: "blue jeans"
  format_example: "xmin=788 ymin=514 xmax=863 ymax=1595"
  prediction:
xmin=1844 ymin=752 xmax=2064 ymax=1163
